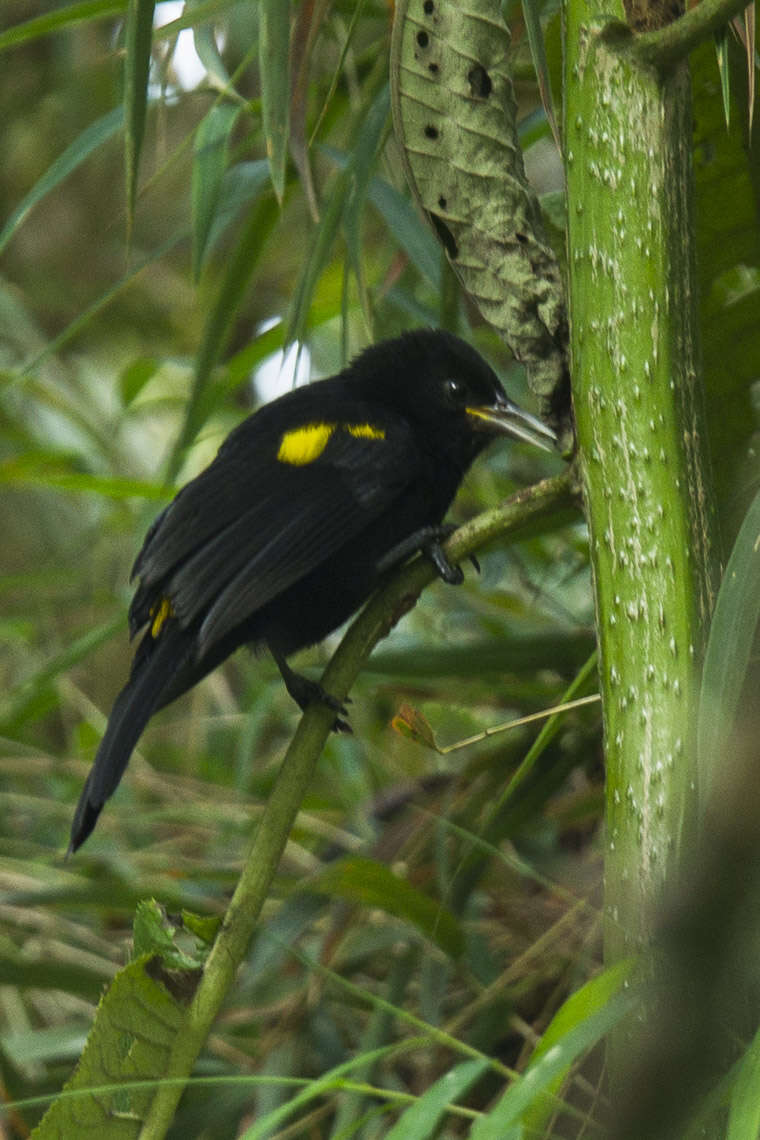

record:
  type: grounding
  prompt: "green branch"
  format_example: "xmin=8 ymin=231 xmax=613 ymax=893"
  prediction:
xmin=632 ymin=0 xmax=751 ymax=70
xmin=136 ymin=466 xmax=577 ymax=1139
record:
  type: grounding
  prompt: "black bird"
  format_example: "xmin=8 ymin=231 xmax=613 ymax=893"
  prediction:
xmin=69 ymin=329 xmax=555 ymax=853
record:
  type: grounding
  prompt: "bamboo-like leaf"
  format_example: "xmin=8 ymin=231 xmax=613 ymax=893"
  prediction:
xmin=290 ymin=0 xmax=331 ymax=222
xmin=384 ymin=1058 xmax=489 ymax=1138
xmin=308 ymin=0 xmax=369 ymax=146
xmin=469 ymin=987 xmax=636 ymax=1138
xmin=731 ymin=2 xmax=756 ymax=132
xmin=119 ymin=356 xmax=158 ymax=405
xmin=321 ymin=144 xmax=442 ymax=287
xmin=520 ymin=959 xmax=633 ymax=1134
xmin=21 ymin=232 xmax=186 ymax=375
xmin=124 ymin=0 xmax=156 ymax=227
xmin=151 ymin=0 xmax=240 ymax=43
xmin=0 ymin=456 xmax=171 ymax=501
xmin=714 ymin=26 xmax=731 ymax=128
xmin=0 ymin=106 xmax=124 ymax=256
xmin=367 ymin=177 xmax=441 ymax=287
xmin=515 ymin=0 xmax=559 ymax=147
xmin=192 ymin=103 xmax=241 ymax=280
xmin=343 ymin=83 xmax=392 ymax=335
xmin=692 ymin=40 xmax=760 ymax=532
xmin=727 ymin=1022 xmax=760 ymax=1140
xmin=168 ymin=192 xmax=280 ymax=477
xmin=697 ymin=485 xmax=760 ymax=801
xmin=0 ymin=617 xmax=125 ymax=734
xmin=314 ymin=855 xmax=465 ymax=958
xmin=259 ymin=0 xmax=291 ymax=201
xmin=285 ymin=75 xmax=388 ymax=351
xmin=192 ymin=17 xmax=230 ymax=89
xmin=0 ymin=0 xmax=126 ymax=53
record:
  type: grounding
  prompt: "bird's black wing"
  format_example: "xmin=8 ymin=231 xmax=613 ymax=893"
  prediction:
xmin=130 ymin=403 xmax=421 ymax=655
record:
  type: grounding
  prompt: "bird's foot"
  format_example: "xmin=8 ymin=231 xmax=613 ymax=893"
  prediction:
xmin=376 ymin=524 xmax=479 ymax=583
xmin=274 ymin=653 xmax=352 ymax=733
xmin=420 ymin=525 xmax=480 ymax=584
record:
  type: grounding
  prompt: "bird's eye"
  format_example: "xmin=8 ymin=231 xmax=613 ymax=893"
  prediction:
xmin=443 ymin=377 xmax=466 ymax=405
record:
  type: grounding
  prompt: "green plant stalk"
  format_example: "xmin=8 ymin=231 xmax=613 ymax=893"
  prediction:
xmin=564 ymin=3 xmax=718 ymax=963
xmin=136 ymin=469 xmax=577 ymax=1139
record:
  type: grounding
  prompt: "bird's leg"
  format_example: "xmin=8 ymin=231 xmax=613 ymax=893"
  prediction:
xmin=376 ymin=524 xmax=479 ymax=583
xmin=271 ymin=650 xmax=352 ymax=733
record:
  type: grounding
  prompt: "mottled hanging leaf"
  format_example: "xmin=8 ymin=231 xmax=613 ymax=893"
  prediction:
xmin=32 ymin=953 xmax=194 ymax=1138
xmin=390 ymin=0 xmax=569 ymax=435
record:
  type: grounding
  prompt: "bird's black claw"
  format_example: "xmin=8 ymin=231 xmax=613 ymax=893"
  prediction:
xmin=469 ymin=553 xmax=481 ymax=574
xmin=279 ymin=666 xmax=351 ymax=733
xmin=423 ymin=537 xmax=464 ymax=585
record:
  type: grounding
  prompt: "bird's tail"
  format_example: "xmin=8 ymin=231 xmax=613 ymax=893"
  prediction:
xmin=68 ymin=623 xmax=193 ymax=855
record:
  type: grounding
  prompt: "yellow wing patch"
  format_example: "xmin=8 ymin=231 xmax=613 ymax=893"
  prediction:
xmin=346 ymin=422 xmax=386 ymax=441
xmin=277 ymin=423 xmax=335 ymax=466
xmin=150 ymin=597 xmax=175 ymax=638
xmin=277 ymin=421 xmax=386 ymax=465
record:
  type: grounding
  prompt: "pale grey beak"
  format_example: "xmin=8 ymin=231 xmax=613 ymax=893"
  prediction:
xmin=467 ymin=392 xmax=557 ymax=452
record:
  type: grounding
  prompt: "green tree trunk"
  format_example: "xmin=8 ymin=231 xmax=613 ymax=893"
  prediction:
xmin=564 ymin=0 xmax=719 ymax=959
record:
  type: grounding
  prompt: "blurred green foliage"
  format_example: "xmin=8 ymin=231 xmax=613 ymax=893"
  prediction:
xmin=0 ymin=0 xmax=757 ymax=1136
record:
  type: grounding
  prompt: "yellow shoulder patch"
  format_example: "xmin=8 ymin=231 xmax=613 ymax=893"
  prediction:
xmin=345 ymin=422 xmax=386 ymax=441
xmin=277 ymin=422 xmax=334 ymax=466
xmin=150 ymin=597 xmax=175 ymax=638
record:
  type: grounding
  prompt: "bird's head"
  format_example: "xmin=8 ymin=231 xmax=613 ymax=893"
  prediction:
xmin=350 ymin=328 xmax=557 ymax=468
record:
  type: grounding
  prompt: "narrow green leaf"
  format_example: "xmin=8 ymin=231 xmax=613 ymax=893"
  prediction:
xmin=192 ymin=16 xmax=230 ymax=89
xmin=714 ymin=26 xmax=731 ymax=128
xmin=385 ymin=1058 xmax=488 ymax=1138
xmin=124 ymin=0 xmax=156 ymax=225
xmin=308 ymin=0 xmax=369 ymax=146
xmin=238 ymin=1041 xmax=413 ymax=1140
xmin=119 ymin=356 xmax=159 ymax=405
xmin=367 ymin=176 xmax=441 ymax=288
xmin=285 ymin=74 xmax=388 ymax=350
xmin=727 ymin=1022 xmax=760 ymax=1140
xmin=321 ymin=142 xmax=442 ymax=287
xmin=0 ymin=617 xmax=125 ymax=734
xmin=259 ymin=0 xmax=291 ymax=201
xmin=284 ymin=164 xmax=349 ymax=350
xmin=515 ymin=0 xmax=559 ymax=147
xmin=492 ymin=651 xmax=598 ymax=812
xmin=521 ymin=959 xmax=633 ymax=1134
xmin=0 ymin=0 xmax=126 ymax=53
xmin=343 ymin=83 xmax=391 ymax=333
xmin=21 ymin=231 xmax=186 ymax=375
xmin=0 ymin=106 xmax=124 ymax=256
xmin=0 ymin=457 xmax=171 ymax=501
xmin=168 ymin=192 xmax=279 ymax=477
xmin=698 ymin=485 xmax=760 ymax=799
xmin=469 ymin=989 xmax=636 ymax=1138
xmin=314 ymin=855 xmax=465 ymax=959
xmin=192 ymin=103 xmax=241 ymax=279
xmin=151 ymin=0 xmax=240 ymax=42
xmin=208 ymin=159 xmax=271 ymax=250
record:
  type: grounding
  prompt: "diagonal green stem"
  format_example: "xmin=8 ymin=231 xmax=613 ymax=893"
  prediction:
xmin=137 ymin=468 xmax=577 ymax=1139
xmin=632 ymin=0 xmax=753 ymax=70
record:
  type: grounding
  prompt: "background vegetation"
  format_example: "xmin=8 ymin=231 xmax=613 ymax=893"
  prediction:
xmin=0 ymin=0 xmax=758 ymax=1137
